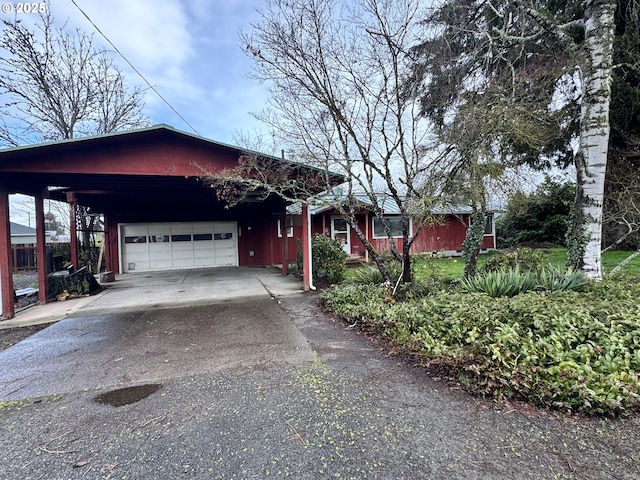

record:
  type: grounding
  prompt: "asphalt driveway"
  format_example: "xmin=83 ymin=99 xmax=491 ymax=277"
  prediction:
xmin=0 ymin=298 xmax=312 ymax=401
xmin=1 ymin=277 xmax=640 ymax=478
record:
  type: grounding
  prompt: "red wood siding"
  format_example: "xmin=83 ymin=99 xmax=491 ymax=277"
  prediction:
xmin=296 ymin=212 xmax=495 ymax=257
xmin=368 ymin=216 xmax=467 ymax=254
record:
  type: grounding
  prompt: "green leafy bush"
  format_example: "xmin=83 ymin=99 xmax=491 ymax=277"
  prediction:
xmin=496 ymin=177 xmax=574 ymax=248
xmin=312 ymin=234 xmax=348 ymax=284
xmin=481 ymin=248 xmax=547 ymax=273
xmin=321 ymin=276 xmax=640 ymax=415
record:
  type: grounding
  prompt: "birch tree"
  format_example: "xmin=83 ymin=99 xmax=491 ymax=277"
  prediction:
xmin=230 ymin=0 xmax=434 ymax=284
xmin=412 ymin=0 xmax=617 ymax=280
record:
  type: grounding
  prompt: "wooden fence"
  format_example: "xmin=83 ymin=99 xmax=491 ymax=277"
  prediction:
xmin=12 ymin=244 xmax=37 ymax=271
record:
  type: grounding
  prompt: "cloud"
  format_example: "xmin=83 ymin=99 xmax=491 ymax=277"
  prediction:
xmin=56 ymin=1 xmax=194 ymax=73
xmin=48 ymin=0 xmax=271 ymax=144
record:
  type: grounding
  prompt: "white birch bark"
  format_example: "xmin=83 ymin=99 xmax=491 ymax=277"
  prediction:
xmin=574 ymin=0 xmax=617 ymax=280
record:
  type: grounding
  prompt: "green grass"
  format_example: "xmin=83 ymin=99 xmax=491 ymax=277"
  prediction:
xmin=602 ymin=250 xmax=640 ymax=275
xmin=346 ymin=248 xmax=640 ymax=282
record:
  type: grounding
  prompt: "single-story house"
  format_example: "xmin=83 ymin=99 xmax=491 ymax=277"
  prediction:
xmin=10 ymin=221 xmax=37 ymax=246
xmin=10 ymin=222 xmax=57 ymax=246
xmin=0 ymin=124 xmax=339 ymax=319
xmin=10 ymin=222 xmax=60 ymax=271
xmin=289 ymin=196 xmax=496 ymax=260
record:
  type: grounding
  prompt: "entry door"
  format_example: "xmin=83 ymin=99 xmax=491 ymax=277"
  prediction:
xmin=331 ymin=216 xmax=351 ymax=254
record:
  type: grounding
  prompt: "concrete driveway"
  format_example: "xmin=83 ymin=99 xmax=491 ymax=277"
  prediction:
xmin=0 ymin=267 xmax=310 ymax=401
xmin=2 ymin=266 xmax=304 ymax=326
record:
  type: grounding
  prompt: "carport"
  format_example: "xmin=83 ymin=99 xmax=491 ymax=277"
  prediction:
xmin=0 ymin=125 xmax=338 ymax=319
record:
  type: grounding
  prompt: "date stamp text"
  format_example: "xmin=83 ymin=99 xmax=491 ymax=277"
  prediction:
xmin=2 ymin=3 xmax=47 ymax=14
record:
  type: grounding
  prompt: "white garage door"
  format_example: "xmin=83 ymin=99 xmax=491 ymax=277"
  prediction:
xmin=120 ymin=222 xmax=238 ymax=272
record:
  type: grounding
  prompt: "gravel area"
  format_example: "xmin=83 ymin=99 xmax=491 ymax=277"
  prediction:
xmin=12 ymin=270 xmax=38 ymax=290
xmin=11 ymin=270 xmax=39 ymax=311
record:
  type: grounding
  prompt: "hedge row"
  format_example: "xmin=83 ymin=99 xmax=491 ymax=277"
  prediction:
xmin=320 ymin=277 xmax=640 ymax=415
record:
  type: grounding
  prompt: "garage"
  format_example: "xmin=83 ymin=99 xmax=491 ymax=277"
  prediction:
xmin=0 ymin=125 xmax=343 ymax=318
xmin=120 ymin=222 xmax=238 ymax=272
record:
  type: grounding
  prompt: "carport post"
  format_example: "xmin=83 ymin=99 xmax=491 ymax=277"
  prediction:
xmin=302 ymin=204 xmax=311 ymax=291
xmin=0 ymin=184 xmax=14 ymax=319
xmin=67 ymin=192 xmax=79 ymax=269
xmin=35 ymin=191 xmax=48 ymax=305
xmin=281 ymin=208 xmax=288 ymax=276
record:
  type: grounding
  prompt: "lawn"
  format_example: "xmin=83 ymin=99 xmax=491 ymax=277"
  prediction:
xmin=402 ymin=248 xmax=640 ymax=280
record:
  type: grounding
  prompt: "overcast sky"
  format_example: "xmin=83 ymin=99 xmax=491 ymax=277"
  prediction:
xmin=23 ymin=0 xmax=269 ymax=144
xmin=6 ymin=0 xmax=272 ymax=225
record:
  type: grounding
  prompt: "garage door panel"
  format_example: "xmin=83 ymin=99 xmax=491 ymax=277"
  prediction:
xmin=150 ymin=260 xmax=173 ymax=270
xmin=122 ymin=222 xmax=237 ymax=272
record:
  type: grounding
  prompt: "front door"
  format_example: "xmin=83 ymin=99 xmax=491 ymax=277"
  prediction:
xmin=331 ymin=216 xmax=351 ymax=255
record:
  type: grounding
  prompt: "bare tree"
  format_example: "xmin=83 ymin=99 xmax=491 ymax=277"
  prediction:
xmin=0 ymin=4 xmax=149 ymax=271
xmin=0 ymin=4 xmax=148 ymax=145
xmin=218 ymin=0 xmax=437 ymax=284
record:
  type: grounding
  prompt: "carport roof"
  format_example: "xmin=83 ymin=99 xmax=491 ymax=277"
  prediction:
xmin=0 ymin=123 xmax=333 ymax=175
xmin=0 ymin=124 xmax=343 ymax=213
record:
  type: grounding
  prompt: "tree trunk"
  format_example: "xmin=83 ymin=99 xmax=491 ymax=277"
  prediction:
xmin=572 ymin=0 xmax=616 ymax=280
xmin=401 ymin=216 xmax=412 ymax=283
xmin=462 ymin=208 xmax=486 ymax=279
xmin=342 ymin=211 xmax=393 ymax=284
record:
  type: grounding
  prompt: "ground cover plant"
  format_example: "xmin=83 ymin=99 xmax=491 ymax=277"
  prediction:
xmin=323 ymin=250 xmax=640 ymax=415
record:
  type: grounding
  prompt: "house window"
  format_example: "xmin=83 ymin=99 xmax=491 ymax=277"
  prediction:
xmin=372 ymin=216 xmax=410 ymax=238
xmin=214 ymin=232 xmax=233 ymax=240
xmin=484 ymin=214 xmax=494 ymax=235
xmin=171 ymin=234 xmax=192 ymax=242
xmin=277 ymin=218 xmax=294 ymax=238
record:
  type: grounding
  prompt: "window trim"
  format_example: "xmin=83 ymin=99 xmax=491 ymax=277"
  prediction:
xmin=468 ymin=213 xmax=495 ymax=236
xmin=277 ymin=218 xmax=294 ymax=238
xmin=480 ymin=213 xmax=494 ymax=236
xmin=372 ymin=215 xmax=411 ymax=239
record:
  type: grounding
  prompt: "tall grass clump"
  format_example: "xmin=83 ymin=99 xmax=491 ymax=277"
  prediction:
xmin=461 ymin=266 xmax=590 ymax=297
xmin=460 ymin=267 xmax=537 ymax=297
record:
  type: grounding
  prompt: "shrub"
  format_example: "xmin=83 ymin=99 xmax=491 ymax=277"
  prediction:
xmin=537 ymin=265 xmax=590 ymax=292
xmin=350 ymin=260 xmax=405 ymax=285
xmin=320 ymin=283 xmax=392 ymax=327
xmin=481 ymin=248 xmax=547 ymax=273
xmin=460 ymin=265 xmax=591 ymax=298
xmin=321 ymin=279 xmax=640 ymax=415
xmin=460 ymin=267 xmax=537 ymax=297
xmin=312 ymin=234 xmax=348 ymax=284
xmin=462 ymin=265 xmax=591 ymax=297
xmin=351 ymin=264 xmax=386 ymax=284
xmin=496 ymin=177 xmax=574 ymax=248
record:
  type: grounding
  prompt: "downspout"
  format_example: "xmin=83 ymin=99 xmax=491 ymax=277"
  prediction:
xmin=307 ymin=203 xmax=316 ymax=291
